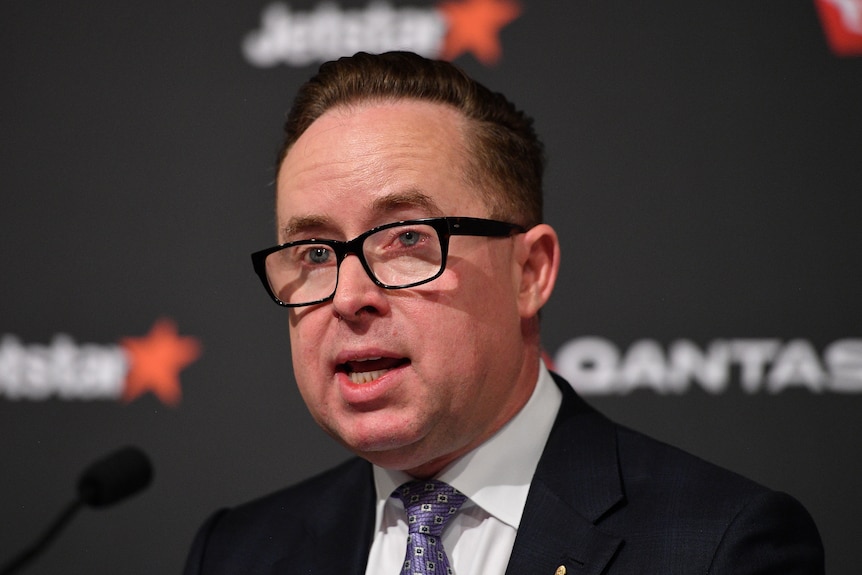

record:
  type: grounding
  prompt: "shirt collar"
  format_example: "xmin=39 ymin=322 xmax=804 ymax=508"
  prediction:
xmin=373 ymin=362 xmax=562 ymax=529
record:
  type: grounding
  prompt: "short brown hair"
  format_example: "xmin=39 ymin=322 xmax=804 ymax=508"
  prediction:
xmin=277 ymin=51 xmax=545 ymax=227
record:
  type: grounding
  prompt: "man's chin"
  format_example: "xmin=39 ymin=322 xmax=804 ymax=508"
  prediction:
xmin=345 ymin=437 xmax=463 ymax=478
xmin=339 ymin=432 xmax=430 ymax=470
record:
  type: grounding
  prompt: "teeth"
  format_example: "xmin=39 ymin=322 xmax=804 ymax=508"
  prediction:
xmin=348 ymin=369 xmax=389 ymax=384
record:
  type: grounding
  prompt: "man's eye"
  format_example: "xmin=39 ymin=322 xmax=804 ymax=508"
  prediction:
xmin=304 ymin=246 xmax=332 ymax=265
xmin=398 ymin=230 xmax=423 ymax=247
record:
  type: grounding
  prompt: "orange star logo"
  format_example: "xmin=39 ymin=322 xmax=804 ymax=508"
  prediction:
xmin=438 ymin=0 xmax=522 ymax=65
xmin=120 ymin=318 xmax=202 ymax=407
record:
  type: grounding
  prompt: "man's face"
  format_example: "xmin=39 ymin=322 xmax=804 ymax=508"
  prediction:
xmin=276 ymin=100 xmax=536 ymax=476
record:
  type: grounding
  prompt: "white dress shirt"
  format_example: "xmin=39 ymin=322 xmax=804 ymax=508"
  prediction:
xmin=364 ymin=362 xmax=563 ymax=575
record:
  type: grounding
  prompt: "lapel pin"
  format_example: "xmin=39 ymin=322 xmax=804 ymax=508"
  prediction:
xmin=555 ymin=566 xmax=567 ymax=575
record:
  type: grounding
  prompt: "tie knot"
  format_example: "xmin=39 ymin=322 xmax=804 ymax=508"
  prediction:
xmin=393 ymin=480 xmax=467 ymax=537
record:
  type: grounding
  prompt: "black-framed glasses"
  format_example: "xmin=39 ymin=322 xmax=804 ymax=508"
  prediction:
xmin=251 ymin=217 xmax=526 ymax=307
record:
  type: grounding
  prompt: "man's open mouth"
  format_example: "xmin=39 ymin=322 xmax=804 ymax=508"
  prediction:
xmin=338 ymin=357 xmax=410 ymax=384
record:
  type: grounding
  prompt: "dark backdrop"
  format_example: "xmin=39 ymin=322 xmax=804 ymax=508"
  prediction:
xmin=2 ymin=1 xmax=860 ymax=573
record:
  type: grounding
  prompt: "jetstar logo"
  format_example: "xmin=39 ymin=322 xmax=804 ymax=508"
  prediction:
xmin=815 ymin=0 xmax=862 ymax=56
xmin=0 ymin=319 xmax=201 ymax=407
xmin=242 ymin=0 xmax=522 ymax=68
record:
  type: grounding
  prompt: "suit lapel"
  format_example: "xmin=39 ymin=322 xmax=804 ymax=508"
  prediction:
xmin=506 ymin=374 xmax=624 ymax=575
xmin=271 ymin=459 xmax=376 ymax=575
xmin=506 ymin=482 xmax=622 ymax=575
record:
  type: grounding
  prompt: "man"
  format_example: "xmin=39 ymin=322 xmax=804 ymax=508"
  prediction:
xmin=185 ymin=51 xmax=823 ymax=574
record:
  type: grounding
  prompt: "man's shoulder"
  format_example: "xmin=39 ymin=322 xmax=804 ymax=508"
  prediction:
xmin=227 ymin=456 xmax=373 ymax=523
xmin=556 ymin=388 xmax=782 ymax=510
xmin=610 ymin=425 xmax=823 ymax=569
xmin=612 ymin=422 xmax=778 ymax=512
xmin=183 ymin=457 xmax=374 ymax=574
xmin=531 ymin=380 xmax=824 ymax=572
xmin=550 ymin=372 xmax=775 ymax=503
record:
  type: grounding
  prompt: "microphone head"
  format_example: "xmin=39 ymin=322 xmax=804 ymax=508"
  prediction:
xmin=76 ymin=446 xmax=154 ymax=508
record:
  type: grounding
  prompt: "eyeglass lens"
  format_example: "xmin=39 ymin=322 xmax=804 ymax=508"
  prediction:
xmin=264 ymin=222 xmax=444 ymax=306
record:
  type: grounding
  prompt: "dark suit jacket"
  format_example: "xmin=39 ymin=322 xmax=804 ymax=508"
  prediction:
xmin=184 ymin=374 xmax=824 ymax=574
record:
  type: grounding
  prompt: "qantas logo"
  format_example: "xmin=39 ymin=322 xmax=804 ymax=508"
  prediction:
xmin=552 ymin=337 xmax=862 ymax=395
xmin=242 ymin=0 xmax=522 ymax=67
xmin=0 ymin=319 xmax=201 ymax=407
xmin=815 ymin=0 xmax=862 ymax=56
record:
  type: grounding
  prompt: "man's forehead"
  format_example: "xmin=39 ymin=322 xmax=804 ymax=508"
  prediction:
xmin=274 ymin=99 xmax=483 ymax=240
xmin=290 ymin=99 xmax=466 ymax=151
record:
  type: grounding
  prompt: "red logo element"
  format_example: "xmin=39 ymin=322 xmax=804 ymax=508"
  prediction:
xmin=815 ymin=0 xmax=862 ymax=56
xmin=121 ymin=319 xmax=202 ymax=406
xmin=438 ymin=0 xmax=522 ymax=65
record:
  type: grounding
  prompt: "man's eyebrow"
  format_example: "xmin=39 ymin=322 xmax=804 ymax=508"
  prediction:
xmin=280 ymin=214 xmax=333 ymax=240
xmin=370 ymin=189 xmax=444 ymax=216
xmin=280 ymin=189 xmax=445 ymax=240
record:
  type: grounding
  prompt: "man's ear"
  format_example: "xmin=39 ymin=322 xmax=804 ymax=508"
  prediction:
xmin=514 ymin=223 xmax=561 ymax=319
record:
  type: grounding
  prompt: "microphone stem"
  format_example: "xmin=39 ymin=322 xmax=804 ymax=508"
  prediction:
xmin=0 ymin=499 xmax=84 ymax=575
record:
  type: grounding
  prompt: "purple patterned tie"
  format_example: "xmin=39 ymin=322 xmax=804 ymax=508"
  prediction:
xmin=393 ymin=480 xmax=467 ymax=575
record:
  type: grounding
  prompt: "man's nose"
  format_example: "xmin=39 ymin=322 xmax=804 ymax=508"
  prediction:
xmin=331 ymin=254 xmax=389 ymax=320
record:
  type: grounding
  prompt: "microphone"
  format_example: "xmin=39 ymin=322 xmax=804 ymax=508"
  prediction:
xmin=77 ymin=445 xmax=154 ymax=507
xmin=0 ymin=446 xmax=154 ymax=575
